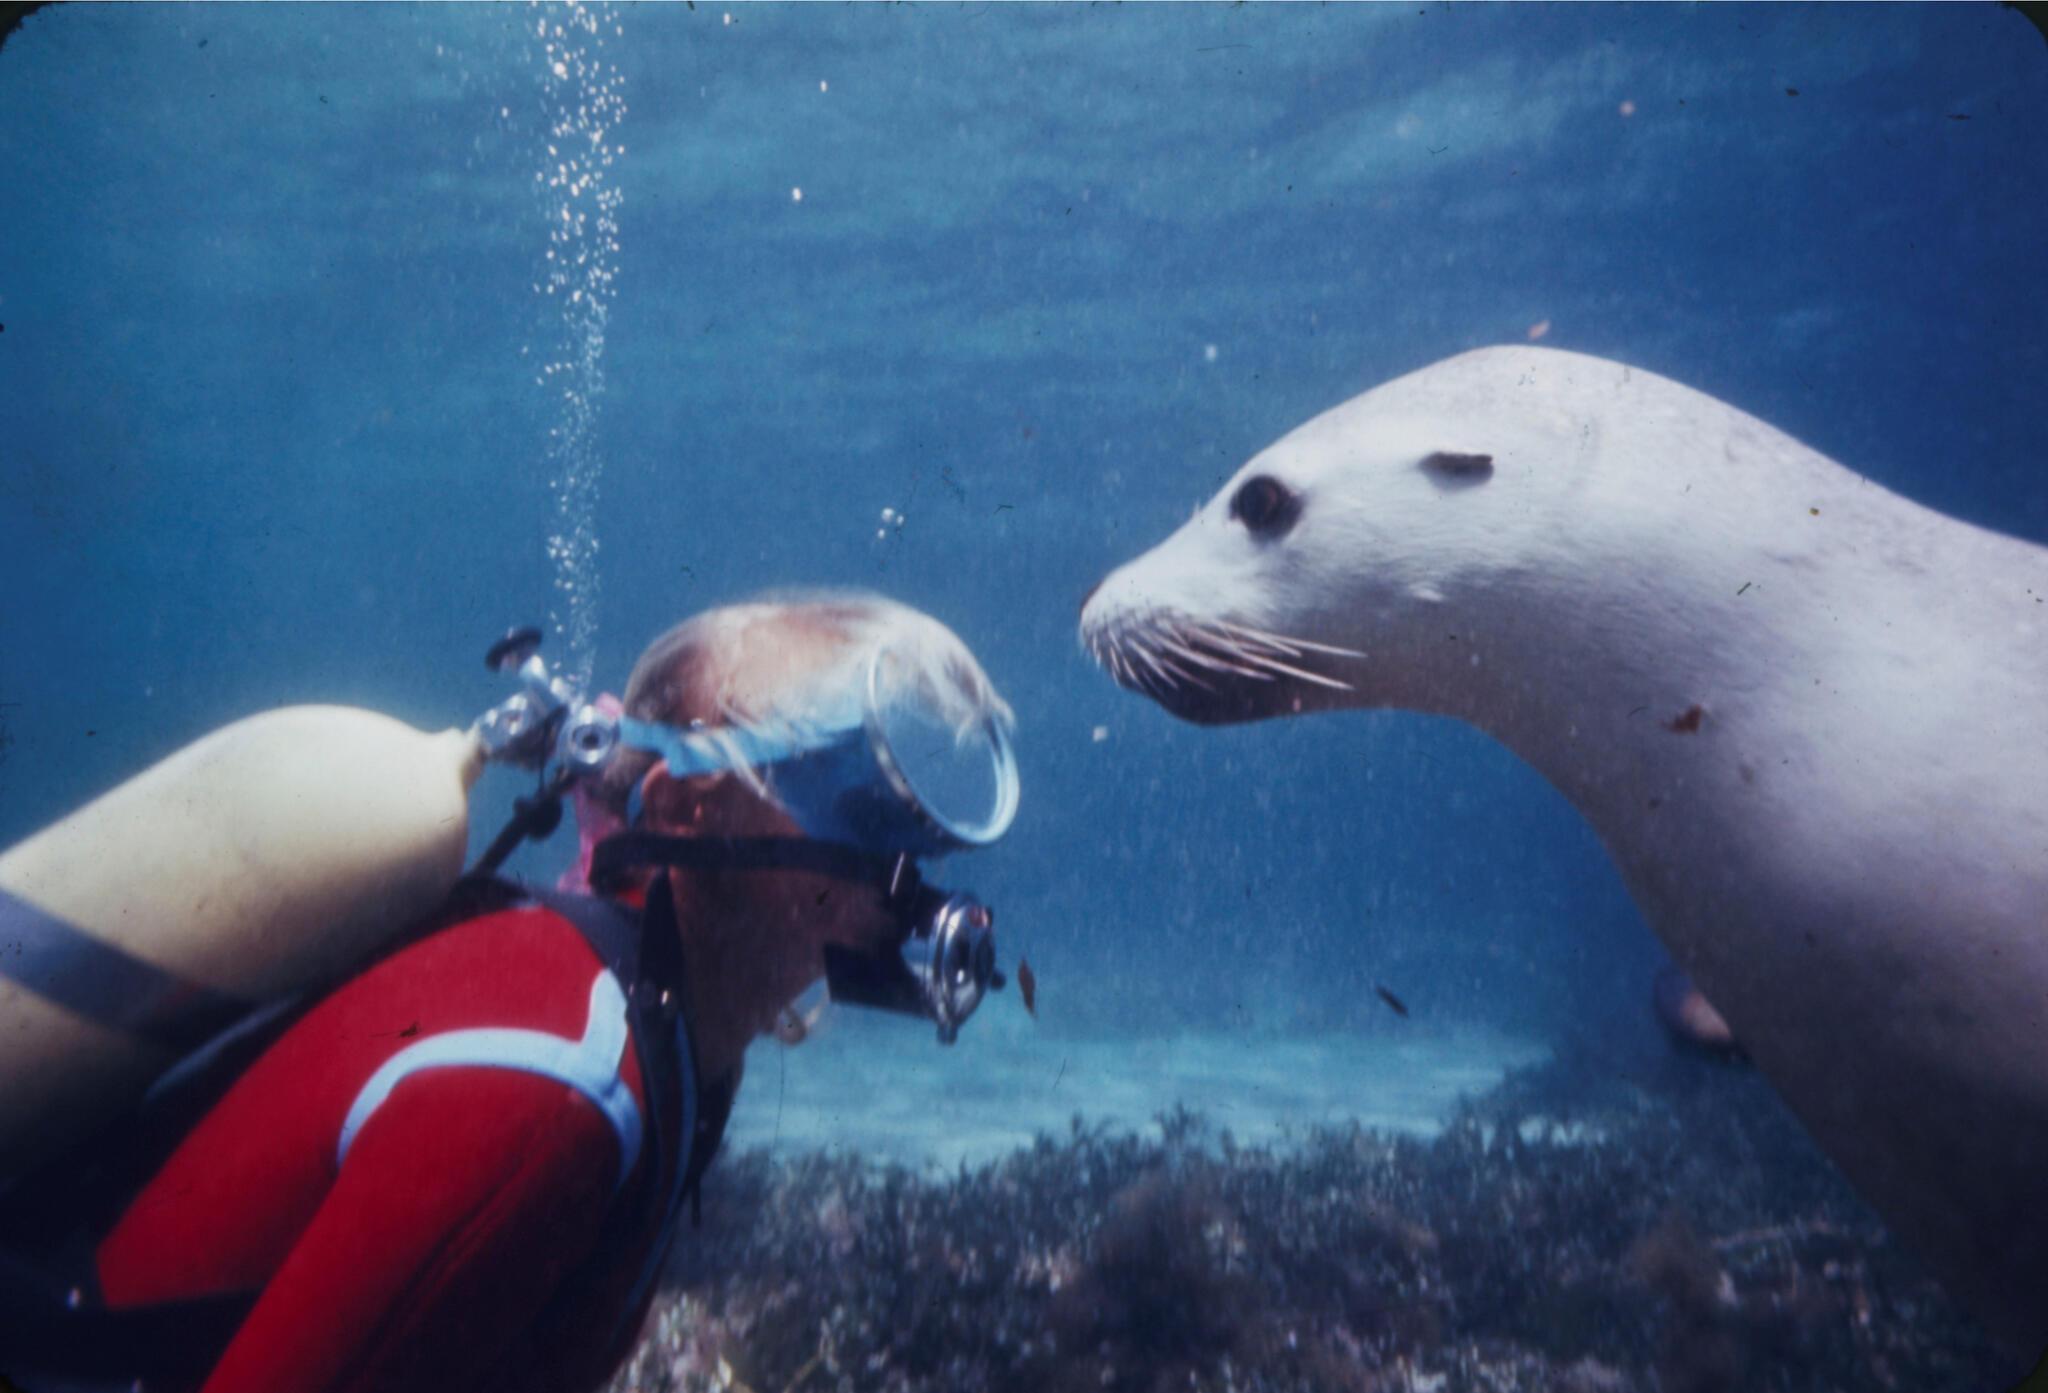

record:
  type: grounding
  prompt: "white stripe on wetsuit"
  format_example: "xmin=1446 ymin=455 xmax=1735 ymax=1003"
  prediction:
xmin=336 ymin=970 xmax=643 ymax=1191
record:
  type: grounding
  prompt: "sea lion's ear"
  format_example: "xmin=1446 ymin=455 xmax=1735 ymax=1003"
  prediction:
xmin=1420 ymin=451 xmax=1495 ymax=487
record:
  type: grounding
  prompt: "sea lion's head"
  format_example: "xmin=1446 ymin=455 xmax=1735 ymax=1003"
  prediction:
xmin=1081 ymin=346 xmax=1597 ymax=725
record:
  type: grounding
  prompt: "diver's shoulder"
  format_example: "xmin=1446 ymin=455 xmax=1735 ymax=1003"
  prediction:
xmin=328 ymin=899 xmax=610 ymax=1026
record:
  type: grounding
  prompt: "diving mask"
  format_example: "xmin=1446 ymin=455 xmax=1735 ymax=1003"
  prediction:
xmin=613 ymin=648 xmax=1019 ymax=858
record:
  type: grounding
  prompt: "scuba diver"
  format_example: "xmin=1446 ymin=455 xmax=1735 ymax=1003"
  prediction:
xmin=0 ymin=591 xmax=1017 ymax=1393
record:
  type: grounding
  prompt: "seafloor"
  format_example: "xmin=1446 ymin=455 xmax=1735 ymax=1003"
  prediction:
xmin=607 ymin=1048 xmax=2024 ymax=1393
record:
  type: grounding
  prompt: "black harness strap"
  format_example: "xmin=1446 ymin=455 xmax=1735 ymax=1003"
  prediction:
xmin=0 ymin=884 xmax=252 ymax=1055
xmin=462 ymin=874 xmax=736 ymax=1371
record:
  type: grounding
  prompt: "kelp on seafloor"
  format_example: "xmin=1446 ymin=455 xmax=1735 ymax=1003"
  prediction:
xmin=606 ymin=1054 xmax=2016 ymax=1393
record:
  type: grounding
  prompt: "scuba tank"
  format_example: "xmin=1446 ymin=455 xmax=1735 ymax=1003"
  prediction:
xmin=0 ymin=625 xmax=588 ymax=1183
xmin=0 ymin=706 xmax=486 ymax=1178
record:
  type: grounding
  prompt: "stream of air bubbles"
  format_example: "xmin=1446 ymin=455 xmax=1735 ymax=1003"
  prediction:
xmin=529 ymin=1 xmax=624 ymax=692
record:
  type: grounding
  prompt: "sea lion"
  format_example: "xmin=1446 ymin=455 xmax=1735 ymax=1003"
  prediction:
xmin=1079 ymin=345 xmax=2048 ymax=1357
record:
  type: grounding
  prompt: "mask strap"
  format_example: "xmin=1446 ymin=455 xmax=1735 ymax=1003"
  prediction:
xmin=616 ymin=716 xmax=818 ymax=778
xmin=588 ymin=830 xmax=910 ymax=899
xmin=616 ymin=715 xmax=851 ymax=828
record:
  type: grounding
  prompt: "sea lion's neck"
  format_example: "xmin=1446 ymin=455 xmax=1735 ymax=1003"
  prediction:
xmin=1421 ymin=497 xmax=1849 ymax=925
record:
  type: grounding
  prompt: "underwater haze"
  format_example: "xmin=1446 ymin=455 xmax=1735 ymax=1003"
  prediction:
xmin=2 ymin=5 xmax=2044 ymax=1391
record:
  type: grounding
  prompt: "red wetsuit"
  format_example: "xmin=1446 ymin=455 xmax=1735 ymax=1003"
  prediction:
xmin=67 ymin=896 xmax=703 ymax=1393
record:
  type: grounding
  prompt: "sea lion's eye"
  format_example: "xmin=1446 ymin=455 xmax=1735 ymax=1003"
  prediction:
xmin=1229 ymin=475 xmax=1299 ymax=538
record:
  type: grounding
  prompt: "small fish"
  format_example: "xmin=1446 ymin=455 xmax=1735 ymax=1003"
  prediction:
xmin=1374 ymin=984 xmax=1409 ymax=1019
xmin=1017 ymin=956 xmax=1037 ymax=1018
xmin=398 ymin=1020 xmax=420 ymax=1039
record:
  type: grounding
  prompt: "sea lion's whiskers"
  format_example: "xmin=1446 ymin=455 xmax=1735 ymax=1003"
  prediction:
xmin=1161 ymin=620 xmax=1248 ymax=671
xmin=1130 ymin=635 xmax=1196 ymax=692
xmin=1133 ymin=636 xmax=1208 ymax=693
xmin=1213 ymin=619 xmax=1364 ymax=660
xmin=1178 ymin=620 xmax=1355 ymax=692
xmin=1198 ymin=623 xmax=1304 ymax=660
xmin=1155 ymin=630 xmax=1272 ymax=682
xmin=1179 ymin=622 xmax=1274 ymax=666
xmin=1232 ymin=634 xmax=1305 ymax=660
xmin=1104 ymin=642 xmax=1135 ymax=689
xmin=1238 ymin=651 xmax=1353 ymax=691
xmin=1107 ymin=634 xmax=1165 ymax=695
xmin=1151 ymin=647 xmax=1209 ymax=695
xmin=1158 ymin=654 xmax=1211 ymax=693
xmin=1095 ymin=633 xmax=1133 ymax=691
xmin=1176 ymin=621 xmax=1324 ymax=684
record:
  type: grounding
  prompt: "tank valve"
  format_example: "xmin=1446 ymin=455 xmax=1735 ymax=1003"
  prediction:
xmin=473 ymin=628 xmax=576 ymax=769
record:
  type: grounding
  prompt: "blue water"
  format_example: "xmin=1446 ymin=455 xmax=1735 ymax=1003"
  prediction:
xmin=3 ymin=5 xmax=2044 ymax=1082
